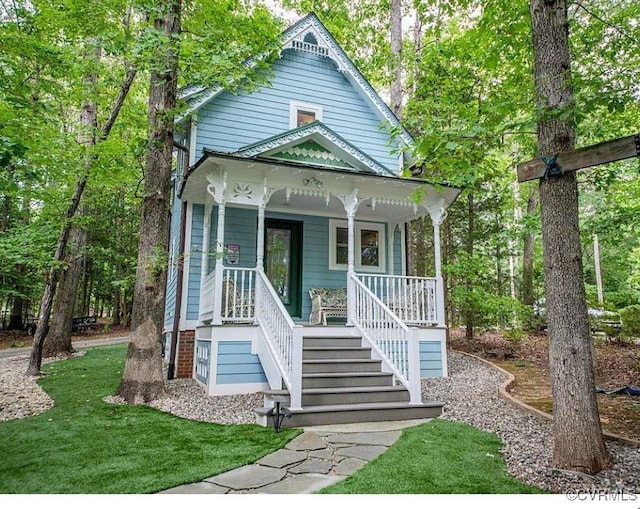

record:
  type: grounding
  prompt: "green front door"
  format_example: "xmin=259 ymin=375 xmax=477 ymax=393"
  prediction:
xmin=265 ymin=219 xmax=303 ymax=318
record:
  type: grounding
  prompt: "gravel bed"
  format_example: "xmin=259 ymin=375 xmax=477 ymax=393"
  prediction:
xmin=423 ymin=351 xmax=640 ymax=494
xmin=106 ymin=379 xmax=262 ymax=425
xmin=0 ymin=354 xmax=63 ymax=422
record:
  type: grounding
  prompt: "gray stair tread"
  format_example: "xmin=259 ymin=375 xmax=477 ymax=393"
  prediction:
xmin=302 ymin=371 xmax=391 ymax=378
xmin=303 ymin=386 xmax=407 ymax=394
xmin=303 ymin=347 xmax=369 ymax=351
xmin=303 ymin=359 xmax=380 ymax=364
xmin=255 ymin=400 xmax=444 ymax=415
xmin=303 ymin=336 xmax=361 ymax=339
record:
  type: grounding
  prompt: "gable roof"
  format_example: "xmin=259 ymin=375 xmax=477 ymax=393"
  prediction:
xmin=235 ymin=120 xmax=395 ymax=176
xmin=177 ymin=13 xmax=413 ymax=147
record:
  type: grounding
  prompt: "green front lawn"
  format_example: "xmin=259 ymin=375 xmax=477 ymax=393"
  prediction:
xmin=321 ymin=419 xmax=544 ymax=494
xmin=0 ymin=344 xmax=298 ymax=494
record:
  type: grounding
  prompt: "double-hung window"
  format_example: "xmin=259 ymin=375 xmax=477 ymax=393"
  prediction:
xmin=329 ymin=219 xmax=386 ymax=273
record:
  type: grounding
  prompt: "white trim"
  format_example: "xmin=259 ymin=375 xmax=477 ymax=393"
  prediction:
xmin=289 ymin=100 xmax=323 ymax=129
xmin=208 ymin=382 xmax=270 ymax=396
xmin=400 ymin=223 xmax=407 ymax=276
xmin=179 ymin=203 xmax=193 ymax=330
xmin=189 ymin=113 xmax=198 ymax=166
xmin=181 ymin=319 xmax=199 ymax=330
xmin=329 ymin=219 xmax=386 ymax=273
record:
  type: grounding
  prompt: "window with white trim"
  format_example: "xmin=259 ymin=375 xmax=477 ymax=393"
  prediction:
xmin=329 ymin=219 xmax=386 ymax=273
xmin=290 ymin=101 xmax=323 ymax=128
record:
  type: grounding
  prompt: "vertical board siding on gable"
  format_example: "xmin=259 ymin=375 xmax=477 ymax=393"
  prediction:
xmin=195 ymin=50 xmax=399 ymax=173
xmin=216 ymin=341 xmax=267 ymax=384
xmin=164 ymin=194 xmax=183 ymax=328
xmin=420 ymin=341 xmax=443 ymax=378
xmin=186 ymin=204 xmax=204 ymax=321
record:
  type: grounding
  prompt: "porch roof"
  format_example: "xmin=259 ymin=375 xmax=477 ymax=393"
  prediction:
xmin=180 ymin=149 xmax=460 ymax=224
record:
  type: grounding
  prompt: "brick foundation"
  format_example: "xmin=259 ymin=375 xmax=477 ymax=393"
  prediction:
xmin=176 ymin=330 xmax=195 ymax=378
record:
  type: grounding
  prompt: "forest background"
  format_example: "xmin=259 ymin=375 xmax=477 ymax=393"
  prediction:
xmin=1 ymin=0 xmax=639 ymax=344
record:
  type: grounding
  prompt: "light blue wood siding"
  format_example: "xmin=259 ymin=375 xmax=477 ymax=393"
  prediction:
xmin=216 ymin=341 xmax=267 ymax=384
xmin=208 ymin=206 xmax=258 ymax=273
xmin=164 ymin=194 xmax=183 ymax=328
xmin=393 ymin=225 xmax=403 ymax=275
xmin=195 ymin=50 xmax=400 ymax=173
xmin=420 ymin=341 xmax=443 ymax=378
xmin=186 ymin=204 xmax=204 ymax=320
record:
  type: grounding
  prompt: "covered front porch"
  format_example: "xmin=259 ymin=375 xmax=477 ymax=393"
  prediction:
xmin=180 ymin=150 xmax=458 ymax=423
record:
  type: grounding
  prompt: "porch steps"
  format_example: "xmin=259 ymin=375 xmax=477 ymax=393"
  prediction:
xmin=254 ymin=334 xmax=443 ymax=427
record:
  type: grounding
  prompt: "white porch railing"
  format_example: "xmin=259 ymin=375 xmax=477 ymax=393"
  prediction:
xmin=255 ymin=269 xmax=303 ymax=409
xmin=199 ymin=268 xmax=256 ymax=323
xmin=350 ymin=273 xmax=422 ymax=404
xmin=221 ymin=267 xmax=255 ymax=322
xmin=357 ymin=274 xmax=440 ymax=326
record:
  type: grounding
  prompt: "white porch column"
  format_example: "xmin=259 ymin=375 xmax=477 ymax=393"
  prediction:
xmin=200 ymin=205 xmax=211 ymax=279
xmin=256 ymin=204 xmax=265 ymax=271
xmin=198 ymin=205 xmax=211 ymax=322
xmin=341 ymin=190 xmax=359 ymax=326
xmin=347 ymin=209 xmax=356 ymax=325
xmin=430 ymin=207 xmax=447 ymax=327
xmin=212 ymin=200 xmax=226 ymax=325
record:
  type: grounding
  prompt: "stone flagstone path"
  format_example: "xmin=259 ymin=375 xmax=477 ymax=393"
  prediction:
xmin=159 ymin=419 xmax=427 ymax=494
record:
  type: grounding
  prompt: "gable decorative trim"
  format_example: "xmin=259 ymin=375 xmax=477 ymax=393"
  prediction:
xmin=177 ymin=13 xmax=413 ymax=148
xmin=235 ymin=121 xmax=392 ymax=176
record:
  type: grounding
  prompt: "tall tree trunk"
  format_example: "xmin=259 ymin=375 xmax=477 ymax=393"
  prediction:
xmin=43 ymin=226 xmax=86 ymax=357
xmin=117 ymin=0 xmax=181 ymax=403
xmin=390 ymin=0 xmax=403 ymax=119
xmin=522 ymin=183 xmax=538 ymax=306
xmin=530 ymin=0 xmax=610 ymax=473
xmin=112 ymin=287 xmax=122 ymax=326
xmin=464 ymin=193 xmax=475 ymax=341
xmin=26 ymin=52 xmax=137 ymax=376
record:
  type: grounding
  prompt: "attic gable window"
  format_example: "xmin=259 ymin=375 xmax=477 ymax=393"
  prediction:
xmin=290 ymin=101 xmax=323 ymax=128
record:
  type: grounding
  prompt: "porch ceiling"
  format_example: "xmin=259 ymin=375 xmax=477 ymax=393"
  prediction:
xmin=181 ymin=150 xmax=460 ymax=223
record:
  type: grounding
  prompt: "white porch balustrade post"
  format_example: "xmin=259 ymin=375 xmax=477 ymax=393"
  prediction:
xmin=290 ymin=325 xmax=304 ymax=410
xmin=408 ymin=327 xmax=422 ymax=404
xmin=212 ymin=200 xmax=226 ymax=325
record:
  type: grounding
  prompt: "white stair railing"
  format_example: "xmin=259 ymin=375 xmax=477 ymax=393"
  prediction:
xmin=357 ymin=274 xmax=439 ymax=326
xmin=255 ymin=269 xmax=303 ymax=409
xmin=350 ymin=274 xmax=422 ymax=404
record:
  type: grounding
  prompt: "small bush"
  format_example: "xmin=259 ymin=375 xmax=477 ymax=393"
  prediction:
xmin=619 ymin=305 xmax=640 ymax=337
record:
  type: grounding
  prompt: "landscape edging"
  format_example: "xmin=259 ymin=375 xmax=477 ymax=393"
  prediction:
xmin=453 ymin=349 xmax=640 ymax=448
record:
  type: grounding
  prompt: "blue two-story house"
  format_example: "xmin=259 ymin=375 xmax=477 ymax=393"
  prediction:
xmin=164 ymin=13 xmax=460 ymax=427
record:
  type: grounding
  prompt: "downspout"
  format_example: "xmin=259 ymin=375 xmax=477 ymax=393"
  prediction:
xmin=168 ymin=200 xmax=188 ymax=380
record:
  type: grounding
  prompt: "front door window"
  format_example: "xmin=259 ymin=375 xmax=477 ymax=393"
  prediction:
xmin=266 ymin=228 xmax=292 ymax=304
xmin=265 ymin=219 xmax=302 ymax=317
